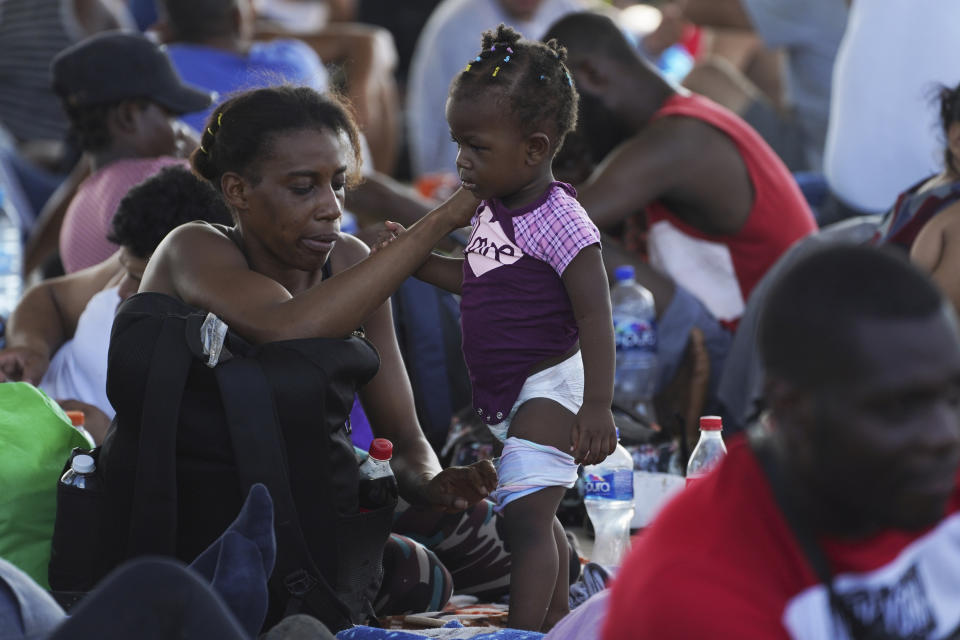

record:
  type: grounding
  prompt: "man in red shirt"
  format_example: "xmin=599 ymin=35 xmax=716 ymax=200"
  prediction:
xmin=544 ymin=12 xmax=817 ymax=401
xmin=604 ymin=244 xmax=960 ymax=638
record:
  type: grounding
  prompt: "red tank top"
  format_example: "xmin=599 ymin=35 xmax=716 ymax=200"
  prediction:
xmin=641 ymin=93 xmax=816 ymax=327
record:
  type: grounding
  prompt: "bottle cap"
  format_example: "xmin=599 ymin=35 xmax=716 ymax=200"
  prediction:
xmin=614 ymin=265 xmax=635 ymax=282
xmin=368 ymin=438 xmax=393 ymax=461
xmin=699 ymin=415 xmax=722 ymax=431
xmin=66 ymin=410 xmax=85 ymax=427
xmin=72 ymin=454 xmax=95 ymax=474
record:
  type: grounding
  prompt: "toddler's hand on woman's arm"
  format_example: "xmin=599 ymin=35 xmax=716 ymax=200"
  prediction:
xmin=369 ymin=220 xmax=407 ymax=254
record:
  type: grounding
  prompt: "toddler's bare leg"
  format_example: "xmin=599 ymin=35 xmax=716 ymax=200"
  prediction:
xmin=502 ymin=486 xmax=566 ymax=630
xmin=542 ymin=517 xmax=571 ymax=631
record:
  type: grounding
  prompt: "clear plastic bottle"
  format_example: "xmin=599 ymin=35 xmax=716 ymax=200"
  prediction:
xmin=686 ymin=415 xmax=727 ymax=486
xmin=583 ymin=432 xmax=636 ymax=567
xmin=60 ymin=454 xmax=101 ymax=490
xmin=610 ymin=265 xmax=658 ymax=424
xmin=358 ymin=437 xmax=398 ymax=511
xmin=0 ymin=186 xmax=23 ymax=323
xmin=65 ymin=410 xmax=95 ymax=449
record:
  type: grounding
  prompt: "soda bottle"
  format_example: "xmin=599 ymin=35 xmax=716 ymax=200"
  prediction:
xmin=583 ymin=431 xmax=635 ymax=567
xmin=358 ymin=437 xmax=398 ymax=512
xmin=65 ymin=410 xmax=95 ymax=449
xmin=0 ymin=186 xmax=23 ymax=324
xmin=686 ymin=415 xmax=727 ymax=486
xmin=60 ymin=454 xmax=101 ymax=490
xmin=611 ymin=265 xmax=658 ymax=424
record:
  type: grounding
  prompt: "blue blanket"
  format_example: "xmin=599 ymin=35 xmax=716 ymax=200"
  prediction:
xmin=337 ymin=620 xmax=543 ymax=640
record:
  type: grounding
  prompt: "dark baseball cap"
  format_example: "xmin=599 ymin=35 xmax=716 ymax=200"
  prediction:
xmin=51 ymin=32 xmax=213 ymax=114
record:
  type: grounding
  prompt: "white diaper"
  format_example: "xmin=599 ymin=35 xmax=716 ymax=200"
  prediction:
xmin=487 ymin=351 xmax=585 ymax=442
xmin=490 ymin=437 xmax=579 ymax=512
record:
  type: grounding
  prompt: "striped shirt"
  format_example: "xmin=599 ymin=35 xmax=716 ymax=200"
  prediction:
xmin=0 ymin=0 xmax=81 ymax=142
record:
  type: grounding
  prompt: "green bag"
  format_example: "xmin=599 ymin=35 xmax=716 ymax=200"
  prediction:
xmin=0 ymin=382 xmax=91 ymax=588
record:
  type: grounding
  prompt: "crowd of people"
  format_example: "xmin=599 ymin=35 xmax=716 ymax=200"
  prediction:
xmin=1 ymin=0 xmax=960 ymax=638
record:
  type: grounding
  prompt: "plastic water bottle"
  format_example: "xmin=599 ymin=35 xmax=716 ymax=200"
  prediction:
xmin=358 ymin=437 xmax=398 ymax=512
xmin=686 ymin=415 xmax=727 ymax=486
xmin=0 ymin=186 xmax=23 ymax=323
xmin=65 ymin=410 xmax=96 ymax=449
xmin=611 ymin=265 xmax=658 ymax=424
xmin=60 ymin=454 xmax=101 ymax=490
xmin=583 ymin=433 xmax=635 ymax=567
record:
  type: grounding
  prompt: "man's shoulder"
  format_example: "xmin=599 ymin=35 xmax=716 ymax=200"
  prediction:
xmin=249 ymin=38 xmax=322 ymax=69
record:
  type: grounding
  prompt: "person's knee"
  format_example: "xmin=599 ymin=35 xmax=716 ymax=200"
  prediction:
xmin=502 ymin=489 xmax=566 ymax=540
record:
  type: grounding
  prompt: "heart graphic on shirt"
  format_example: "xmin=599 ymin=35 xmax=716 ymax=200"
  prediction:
xmin=465 ymin=207 xmax=523 ymax=277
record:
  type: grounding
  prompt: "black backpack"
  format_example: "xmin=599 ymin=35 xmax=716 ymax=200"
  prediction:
xmin=48 ymin=292 xmax=395 ymax=631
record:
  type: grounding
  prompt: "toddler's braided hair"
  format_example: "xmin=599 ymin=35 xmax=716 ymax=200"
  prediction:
xmin=450 ymin=24 xmax=579 ymax=152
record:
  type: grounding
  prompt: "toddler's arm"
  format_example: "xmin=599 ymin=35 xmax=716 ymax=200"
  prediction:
xmin=376 ymin=220 xmax=464 ymax=294
xmin=562 ymin=245 xmax=618 ymax=465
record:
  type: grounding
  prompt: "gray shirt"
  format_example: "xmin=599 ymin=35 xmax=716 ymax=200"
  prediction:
xmin=406 ymin=0 xmax=583 ymax=178
xmin=740 ymin=0 xmax=848 ymax=171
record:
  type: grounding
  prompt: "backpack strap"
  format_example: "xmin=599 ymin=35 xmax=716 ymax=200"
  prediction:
xmin=214 ymin=355 xmax=354 ymax=630
xmin=126 ymin=313 xmax=196 ymax=556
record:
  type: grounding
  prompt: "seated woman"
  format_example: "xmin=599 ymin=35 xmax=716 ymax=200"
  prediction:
xmin=873 ymin=82 xmax=960 ymax=251
xmin=95 ymin=85 xmax=496 ymax=629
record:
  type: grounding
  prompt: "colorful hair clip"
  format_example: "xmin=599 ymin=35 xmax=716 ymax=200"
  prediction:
xmin=539 ymin=74 xmax=546 ymax=81
xmin=506 ymin=47 xmax=514 ymax=54
xmin=474 ymin=56 xmax=481 ymax=62
xmin=565 ymin=71 xmax=573 ymax=86
xmin=490 ymin=44 xmax=496 ymax=52
xmin=465 ymin=64 xmax=473 ymax=71
xmin=492 ymin=66 xmax=500 ymax=77
xmin=503 ymin=55 xmax=511 ymax=62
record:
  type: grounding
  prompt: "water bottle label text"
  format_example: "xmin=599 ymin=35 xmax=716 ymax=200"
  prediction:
xmin=614 ymin=319 xmax=657 ymax=352
xmin=584 ymin=469 xmax=634 ymax=501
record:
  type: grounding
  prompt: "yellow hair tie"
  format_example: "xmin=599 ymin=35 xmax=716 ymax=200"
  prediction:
xmin=217 ymin=112 xmax=223 ymax=126
xmin=465 ymin=63 xmax=472 ymax=71
xmin=206 ymin=128 xmax=214 ymax=135
xmin=492 ymin=66 xmax=500 ymax=77
xmin=200 ymin=144 xmax=207 ymax=154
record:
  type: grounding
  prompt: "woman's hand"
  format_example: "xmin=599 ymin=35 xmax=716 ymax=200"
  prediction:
xmin=417 ymin=460 xmax=498 ymax=513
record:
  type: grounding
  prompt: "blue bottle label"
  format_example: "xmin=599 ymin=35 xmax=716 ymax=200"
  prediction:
xmin=614 ymin=319 xmax=657 ymax=351
xmin=584 ymin=469 xmax=634 ymax=501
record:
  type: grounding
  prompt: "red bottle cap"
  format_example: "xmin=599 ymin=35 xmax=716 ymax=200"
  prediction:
xmin=65 ymin=410 xmax=85 ymax=427
xmin=369 ymin=438 xmax=393 ymax=461
xmin=699 ymin=415 xmax=722 ymax=431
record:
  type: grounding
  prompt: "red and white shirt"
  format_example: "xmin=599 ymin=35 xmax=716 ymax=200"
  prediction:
xmin=603 ymin=439 xmax=960 ymax=639
xmin=641 ymin=94 xmax=817 ymax=328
